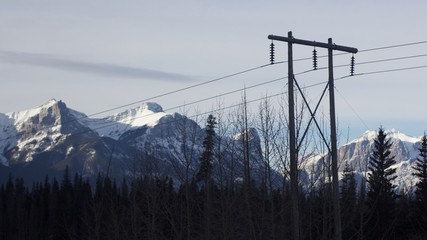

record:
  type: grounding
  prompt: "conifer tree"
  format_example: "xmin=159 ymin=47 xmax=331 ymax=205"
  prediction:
xmin=412 ymin=134 xmax=427 ymax=235
xmin=341 ymin=162 xmax=357 ymax=205
xmin=340 ymin=162 xmax=357 ymax=239
xmin=366 ymin=127 xmax=397 ymax=239
xmin=196 ymin=114 xmax=217 ymax=240
xmin=413 ymin=134 xmax=427 ymax=204
xmin=196 ymin=114 xmax=217 ymax=183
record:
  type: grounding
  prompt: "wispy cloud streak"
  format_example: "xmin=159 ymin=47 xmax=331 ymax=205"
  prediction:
xmin=0 ymin=50 xmax=195 ymax=82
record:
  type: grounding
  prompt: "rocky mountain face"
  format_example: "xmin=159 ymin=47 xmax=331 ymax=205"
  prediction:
xmin=1 ymin=100 xmax=423 ymax=192
xmin=305 ymin=129 xmax=422 ymax=193
xmin=0 ymin=100 xmax=265 ymax=185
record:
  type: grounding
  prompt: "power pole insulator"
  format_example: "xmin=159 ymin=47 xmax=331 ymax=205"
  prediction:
xmin=270 ymin=41 xmax=275 ymax=64
xmin=313 ymin=48 xmax=318 ymax=70
xmin=350 ymin=54 xmax=355 ymax=76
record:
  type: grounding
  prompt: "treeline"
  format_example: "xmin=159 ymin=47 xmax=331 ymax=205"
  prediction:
xmin=0 ymin=170 xmax=287 ymax=240
xmin=0 ymin=168 xmax=426 ymax=240
xmin=1 ymin=110 xmax=427 ymax=239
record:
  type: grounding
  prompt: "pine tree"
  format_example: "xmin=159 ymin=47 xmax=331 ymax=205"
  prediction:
xmin=196 ymin=114 xmax=217 ymax=183
xmin=341 ymin=162 xmax=357 ymax=206
xmin=413 ymin=134 xmax=427 ymax=204
xmin=412 ymin=134 xmax=427 ymax=235
xmin=366 ymin=127 xmax=397 ymax=239
xmin=340 ymin=162 xmax=357 ymax=239
xmin=196 ymin=114 xmax=217 ymax=240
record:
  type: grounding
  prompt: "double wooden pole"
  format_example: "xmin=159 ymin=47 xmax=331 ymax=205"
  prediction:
xmin=268 ymin=31 xmax=357 ymax=240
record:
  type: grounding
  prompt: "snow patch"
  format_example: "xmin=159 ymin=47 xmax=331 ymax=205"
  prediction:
xmin=66 ymin=146 xmax=74 ymax=155
xmin=70 ymin=102 xmax=171 ymax=139
xmin=5 ymin=99 xmax=59 ymax=131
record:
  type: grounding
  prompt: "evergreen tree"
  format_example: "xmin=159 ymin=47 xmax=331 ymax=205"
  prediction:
xmin=341 ymin=162 xmax=357 ymax=206
xmin=340 ymin=162 xmax=357 ymax=239
xmin=413 ymin=134 xmax=427 ymax=204
xmin=366 ymin=127 xmax=397 ymax=239
xmin=196 ymin=114 xmax=217 ymax=240
xmin=412 ymin=134 xmax=427 ymax=236
xmin=196 ymin=114 xmax=217 ymax=183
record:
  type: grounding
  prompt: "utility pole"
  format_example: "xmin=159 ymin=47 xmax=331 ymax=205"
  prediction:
xmin=287 ymin=31 xmax=299 ymax=240
xmin=268 ymin=32 xmax=357 ymax=240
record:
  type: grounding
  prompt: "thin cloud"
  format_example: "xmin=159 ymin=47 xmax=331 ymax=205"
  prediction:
xmin=0 ymin=50 xmax=196 ymax=82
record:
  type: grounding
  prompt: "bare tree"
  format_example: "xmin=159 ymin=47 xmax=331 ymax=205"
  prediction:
xmin=172 ymin=106 xmax=201 ymax=240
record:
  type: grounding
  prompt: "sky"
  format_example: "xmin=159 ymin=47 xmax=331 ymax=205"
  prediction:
xmin=0 ymin=0 xmax=426 ymax=142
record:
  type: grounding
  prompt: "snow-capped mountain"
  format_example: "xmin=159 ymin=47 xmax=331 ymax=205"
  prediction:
xmin=70 ymin=102 xmax=170 ymax=140
xmin=0 ymin=99 xmax=96 ymax=165
xmin=305 ymin=129 xmax=422 ymax=193
xmin=0 ymin=99 xmax=265 ymax=184
xmin=340 ymin=129 xmax=421 ymax=192
xmin=1 ymin=99 xmax=422 ymax=192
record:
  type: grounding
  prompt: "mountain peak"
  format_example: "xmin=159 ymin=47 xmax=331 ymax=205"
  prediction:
xmin=37 ymin=98 xmax=61 ymax=109
xmin=140 ymin=102 xmax=163 ymax=113
xmin=348 ymin=128 xmax=419 ymax=146
xmin=45 ymin=98 xmax=58 ymax=105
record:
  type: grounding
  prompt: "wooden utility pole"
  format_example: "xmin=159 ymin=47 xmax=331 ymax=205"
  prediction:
xmin=287 ymin=31 xmax=299 ymax=240
xmin=268 ymin=32 xmax=357 ymax=240
xmin=328 ymin=37 xmax=342 ymax=240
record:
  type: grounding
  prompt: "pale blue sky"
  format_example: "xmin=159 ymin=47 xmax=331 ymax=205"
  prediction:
xmin=0 ymin=0 xmax=426 ymax=141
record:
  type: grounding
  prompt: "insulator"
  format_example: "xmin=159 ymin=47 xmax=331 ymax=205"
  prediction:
xmin=312 ymin=48 xmax=318 ymax=70
xmin=350 ymin=54 xmax=355 ymax=76
xmin=270 ymin=41 xmax=275 ymax=64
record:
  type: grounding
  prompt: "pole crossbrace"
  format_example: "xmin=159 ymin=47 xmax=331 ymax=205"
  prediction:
xmin=294 ymin=76 xmax=331 ymax=154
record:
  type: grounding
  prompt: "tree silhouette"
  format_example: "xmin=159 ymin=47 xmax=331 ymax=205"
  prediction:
xmin=366 ymin=128 xmax=397 ymax=239
xmin=413 ymin=134 xmax=427 ymax=204
xmin=196 ymin=114 xmax=217 ymax=240
xmin=340 ymin=162 xmax=357 ymax=239
xmin=196 ymin=114 xmax=217 ymax=183
xmin=412 ymin=134 xmax=427 ymax=235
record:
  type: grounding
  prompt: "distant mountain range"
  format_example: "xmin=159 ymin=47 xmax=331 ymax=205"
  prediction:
xmin=0 ymin=100 xmax=424 ymax=192
xmin=0 ymin=99 xmax=264 ymax=184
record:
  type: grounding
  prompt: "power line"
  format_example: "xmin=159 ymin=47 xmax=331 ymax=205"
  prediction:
xmin=352 ymin=65 xmax=427 ymax=76
xmin=2 ymin=63 xmax=277 ymax=141
xmin=86 ymin=63 xmax=274 ymax=118
xmin=2 ymin=62 xmax=426 ymax=158
xmin=0 ymin=67 xmax=310 ymax=144
xmin=274 ymin=40 xmax=427 ymax=63
xmin=44 ymin=46 xmax=427 ymax=125
xmin=334 ymin=86 xmax=370 ymax=130
xmin=356 ymin=53 xmax=427 ymax=65
xmin=359 ymin=40 xmax=427 ymax=53
xmin=2 ymin=58 xmax=425 ymax=144
xmin=2 ymin=41 xmax=427 ymax=144
xmin=55 ymin=76 xmax=353 ymax=166
xmin=89 ymin=39 xmax=427 ymax=118
xmin=312 ymin=53 xmax=427 ymax=72
xmin=0 ymin=70 xmax=315 ymax=143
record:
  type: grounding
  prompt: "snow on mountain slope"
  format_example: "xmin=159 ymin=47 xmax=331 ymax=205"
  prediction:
xmin=6 ymin=99 xmax=59 ymax=131
xmin=306 ymin=129 xmax=422 ymax=193
xmin=0 ymin=99 xmax=63 ymax=164
xmin=2 ymin=99 xmax=424 ymax=193
xmin=0 ymin=113 xmax=16 ymax=165
xmin=0 ymin=99 xmax=268 ymax=185
xmin=339 ymin=129 xmax=420 ymax=170
xmin=70 ymin=102 xmax=170 ymax=139
xmin=0 ymin=99 xmax=99 ymax=165
xmin=0 ymin=99 xmax=174 ymax=167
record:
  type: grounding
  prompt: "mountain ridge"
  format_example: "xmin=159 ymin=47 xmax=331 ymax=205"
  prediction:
xmin=0 ymin=99 xmax=266 ymax=185
xmin=305 ymin=128 xmax=423 ymax=193
xmin=0 ymin=100 xmax=424 ymax=193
